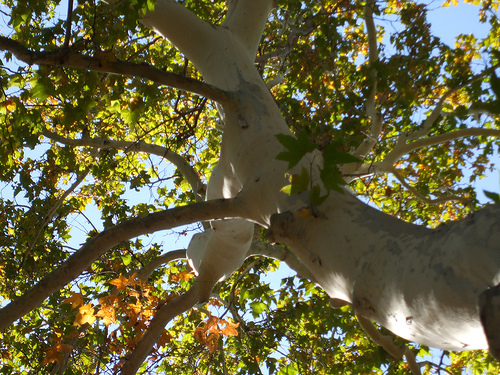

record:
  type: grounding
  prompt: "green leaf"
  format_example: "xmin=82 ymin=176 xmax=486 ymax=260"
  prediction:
xmin=281 ymin=166 xmax=310 ymax=196
xmin=276 ymin=131 xmax=316 ymax=170
xmin=484 ymin=190 xmax=500 ymax=203
xmin=309 ymin=184 xmax=328 ymax=207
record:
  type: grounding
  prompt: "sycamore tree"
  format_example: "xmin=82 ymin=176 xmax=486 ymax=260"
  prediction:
xmin=1 ymin=0 xmax=500 ymax=373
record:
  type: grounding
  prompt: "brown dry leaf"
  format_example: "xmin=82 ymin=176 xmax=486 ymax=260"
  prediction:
xmin=220 ymin=319 xmax=239 ymax=337
xmin=62 ymin=292 xmax=84 ymax=310
xmin=42 ymin=347 xmax=63 ymax=365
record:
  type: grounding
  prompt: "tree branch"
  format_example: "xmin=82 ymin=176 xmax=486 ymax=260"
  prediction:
xmin=120 ymin=286 xmax=199 ymax=375
xmin=0 ymin=36 xmax=233 ymax=106
xmin=139 ymin=0 xmax=221 ymax=69
xmin=24 ymin=157 xmax=94 ymax=266
xmin=352 ymin=0 xmax=382 ymax=160
xmin=0 ymin=198 xmax=242 ymax=331
xmin=391 ymin=167 xmax=474 ymax=209
xmin=136 ymin=249 xmax=187 ymax=280
xmin=383 ymin=128 xmax=500 ymax=167
xmin=42 ymin=130 xmax=206 ymax=201
xmin=223 ymin=0 xmax=276 ymax=58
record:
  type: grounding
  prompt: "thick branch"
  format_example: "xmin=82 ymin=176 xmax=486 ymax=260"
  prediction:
xmin=0 ymin=36 xmax=233 ymax=105
xmin=42 ymin=130 xmax=206 ymax=200
xmin=139 ymin=0 xmax=220 ymax=68
xmin=223 ymin=0 xmax=276 ymax=58
xmin=0 ymin=198 xmax=242 ymax=331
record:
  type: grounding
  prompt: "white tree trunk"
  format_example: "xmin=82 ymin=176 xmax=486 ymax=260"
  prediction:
xmin=143 ymin=0 xmax=500 ymax=355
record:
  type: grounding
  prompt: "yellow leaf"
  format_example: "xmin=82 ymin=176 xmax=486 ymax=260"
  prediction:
xmin=62 ymin=292 xmax=84 ymax=310
xmin=73 ymin=304 xmax=96 ymax=326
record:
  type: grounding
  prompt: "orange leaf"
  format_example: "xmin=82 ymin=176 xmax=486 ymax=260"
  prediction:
xmin=73 ymin=304 xmax=96 ymax=326
xmin=96 ymin=305 xmax=116 ymax=327
xmin=62 ymin=292 xmax=84 ymax=310
xmin=220 ymin=320 xmax=239 ymax=337
xmin=109 ymin=274 xmax=130 ymax=290
xmin=171 ymin=270 xmax=195 ymax=283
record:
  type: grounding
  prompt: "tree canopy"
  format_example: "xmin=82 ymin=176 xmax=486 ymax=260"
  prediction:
xmin=1 ymin=0 xmax=500 ymax=374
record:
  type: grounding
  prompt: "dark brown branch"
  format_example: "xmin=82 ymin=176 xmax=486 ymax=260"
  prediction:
xmin=0 ymin=36 xmax=234 ymax=106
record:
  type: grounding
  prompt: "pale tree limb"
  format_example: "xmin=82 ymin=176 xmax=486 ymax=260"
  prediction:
xmin=352 ymin=0 xmax=382 ymax=160
xmin=357 ymin=315 xmax=421 ymax=375
xmin=391 ymin=167 xmax=475 ymax=209
xmin=120 ymin=286 xmax=200 ymax=375
xmin=138 ymin=0 xmax=220 ymax=69
xmin=42 ymin=130 xmax=206 ymax=201
xmin=383 ymin=128 xmax=500 ymax=168
xmin=223 ymin=0 xmax=276 ymax=58
xmin=0 ymin=36 xmax=233 ymax=106
xmin=409 ymin=66 xmax=500 ymax=141
xmin=350 ymin=127 xmax=500 ymax=178
xmin=0 ymin=198 xmax=243 ymax=331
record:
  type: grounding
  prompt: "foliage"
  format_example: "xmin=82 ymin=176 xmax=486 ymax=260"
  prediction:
xmin=0 ymin=0 xmax=500 ymax=373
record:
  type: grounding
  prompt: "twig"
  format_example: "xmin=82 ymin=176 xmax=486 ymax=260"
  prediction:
xmin=391 ymin=167 xmax=474 ymax=209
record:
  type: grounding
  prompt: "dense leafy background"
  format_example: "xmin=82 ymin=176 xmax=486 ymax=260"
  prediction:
xmin=1 ymin=0 xmax=500 ymax=373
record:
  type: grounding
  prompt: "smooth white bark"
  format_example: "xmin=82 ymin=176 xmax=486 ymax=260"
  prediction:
xmin=139 ymin=0 xmax=500 ymax=357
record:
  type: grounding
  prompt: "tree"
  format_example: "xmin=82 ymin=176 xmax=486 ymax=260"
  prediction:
xmin=1 ymin=0 xmax=500 ymax=373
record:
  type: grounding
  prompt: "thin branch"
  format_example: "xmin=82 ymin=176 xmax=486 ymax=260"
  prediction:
xmin=0 ymin=198 xmax=242 ymax=331
xmin=0 ymin=36 xmax=234 ymax=106
xmin=23 ymin=158 xmax=94 ymax=267
xmin=63 ymin=0 xmax=74 ymax=49
xmin=42 ymin=130 xmax=206 ymax=201
xmin=352 ymin=0 xmax=382 ymax=160
xmin=384 ymin=128 xmax=500 ymax=167
xmin=136 ymin=249 xmax=187 ymax=280
xmin=247 ymin=241 xmax=316 ymax=282
xmin=391 ymin=167 xmax=474 ymax=209
xmin=410 ymin=65 xmax=500 ymax=141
